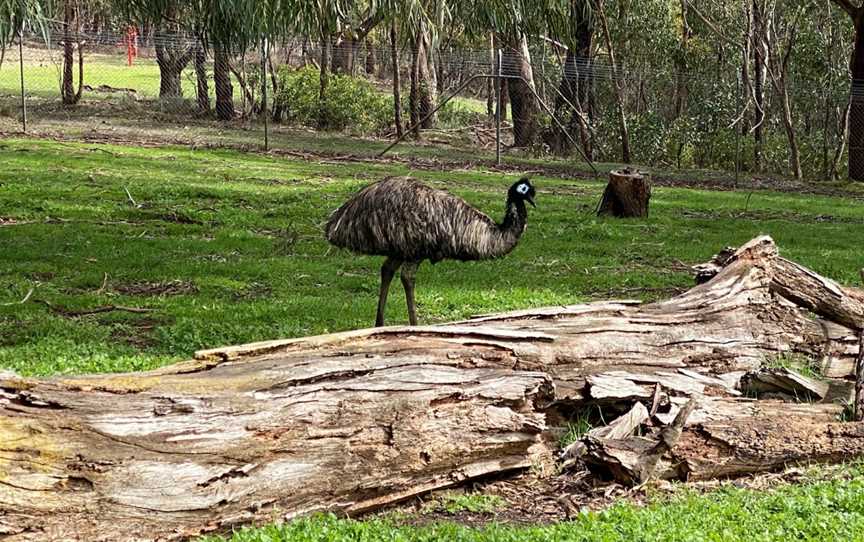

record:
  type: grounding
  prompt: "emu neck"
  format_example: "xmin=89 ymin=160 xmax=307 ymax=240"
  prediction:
xmin=499 ymin=198 xmax=528 ymax=238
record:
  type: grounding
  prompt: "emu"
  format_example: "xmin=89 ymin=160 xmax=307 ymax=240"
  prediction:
xmin=325 ymin=176 xmax=536 ymax=326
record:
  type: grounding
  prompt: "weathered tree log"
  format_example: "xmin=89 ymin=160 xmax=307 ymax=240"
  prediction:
xmin=2 ymin=235 xmax=864 ymax=539
xmin=597 ymin=168 xmax=651 ymax=218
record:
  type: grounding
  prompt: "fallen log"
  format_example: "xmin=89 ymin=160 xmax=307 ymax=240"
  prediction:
xmin=0 ymin=235 xmax=863 ymax=539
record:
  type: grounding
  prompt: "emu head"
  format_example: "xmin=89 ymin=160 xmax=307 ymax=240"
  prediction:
xmin=509 ymin=177 xmax=536 ymax=208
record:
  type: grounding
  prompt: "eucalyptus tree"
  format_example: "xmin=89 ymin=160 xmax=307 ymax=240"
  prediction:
xmin=121 ymin=1 xmax=202 ymax=103
xmin=453 ymin=0 xmax=568 ymax=147
xmin=828 ymin=0 xmax=864 ymax=180
xmin=0 ymin=0 xmax=46 ymax=70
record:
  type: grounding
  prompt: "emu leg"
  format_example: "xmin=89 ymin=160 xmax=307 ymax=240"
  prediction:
xmin=376 ymin=258 xmax=403 ymax=327
xmin=401 ymin=261 xmax=420 ymax=326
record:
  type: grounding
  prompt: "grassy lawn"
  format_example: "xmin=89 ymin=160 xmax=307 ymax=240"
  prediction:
xmin=204 ymin=464 xmax=864 ymax=542
xmin=1 ymin=137 xmax=863 ymax=376
xmin=0 ymin=48 xmax=250 ymax=104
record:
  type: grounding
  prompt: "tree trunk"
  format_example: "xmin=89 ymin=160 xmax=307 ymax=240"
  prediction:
xmin=779 ymin=86 xmax=803 ymax=179
xmin=390 ymin=21 xmax=403 ymax=138
xmin=596 ymin=0 xmax=630 ymax=162
xmin=365 ymin=36 xmax=378 ymax=76
xmin=195 ymin=37 xmax=210 ymax=113
xmin=332 ymin=36 xmax=355 ymax=75
xmin=409 ymin=24 xmax=436 ymax=134
xmin=318 ymin=36 xmax=332 ymax=129
xmin=61 ymin=0 xmax=77 ymax=105
xmin=154 ymin=28 xmax=194 ymax=99
xmin=550 ymin=0 xmax=593 ymax=157
xmin=752 ymin=0 xmax=768 ymax=171
xmin=2 ymin=236 xmax=864 ymax=539
xmin=501 ymin=33 xmax=538 ymax=147
xmin=487 ymin=34 xmax=495 ymax=117
xmin=213 ymin=45 xmax=234 ymax=121
xmin=849 ymin=12 xmax=864 ymax=181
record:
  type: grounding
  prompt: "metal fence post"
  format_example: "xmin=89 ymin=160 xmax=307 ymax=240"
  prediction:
xmin=495 ymin=49 xmax=502 ymax=166
xmin=18 ymin=27 xmax=26 ymax=133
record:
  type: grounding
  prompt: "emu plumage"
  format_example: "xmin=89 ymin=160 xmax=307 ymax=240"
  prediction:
xmin=326 ymin=176 xmax=535 ymax=326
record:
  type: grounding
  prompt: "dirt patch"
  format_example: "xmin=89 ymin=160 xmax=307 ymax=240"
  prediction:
xmin=115 ymin=280 xmax=198 ymax=297
xmin=110 ymin=316 xmax=165 ymax=349
xmin=231 ymin=282 xmax=273 ymax=301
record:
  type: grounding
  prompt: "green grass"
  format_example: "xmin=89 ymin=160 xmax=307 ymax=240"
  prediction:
xmin=0 ymin=49 xmax=246 ymax=103
xmin=202 ymin=463 xmax=864 ymax=542
xmin=1 ymin=137 xmax=863 ymax=376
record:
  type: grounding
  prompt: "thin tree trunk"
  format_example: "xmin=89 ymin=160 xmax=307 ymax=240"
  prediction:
xmin=318 ymin=36 xmax=331 ymax=129
xmin=61 ymin=0 xmax=76 ymax=105
xmin=487 ymin=34 xmax=495 ymax=117
xmin=390 ymin=20 xmax=403 ymax=138
xmin=596 ymin=0 xmax=630 ymax=162
xmin=213 ymin=45 xmax=234 ymax=121
xmin=674 ymin=0 xmax=689 ymax=119
xmin=832 ymin=97 xmax=851 ymax=180
xmin=752 ymin=0 xmax=767 ymax=171
xmin=365 ymin=36 xmax=378 ymax=76
xmin=195 ymin=36 xmax=210 ymax=113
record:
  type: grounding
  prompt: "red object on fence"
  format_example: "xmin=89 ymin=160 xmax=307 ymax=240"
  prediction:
xmin=125 ymin=26 xmax=138 ymax=66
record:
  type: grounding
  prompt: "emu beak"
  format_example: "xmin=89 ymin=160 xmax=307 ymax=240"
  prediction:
xmin=527 ymin=196 xmax=536 ymax=208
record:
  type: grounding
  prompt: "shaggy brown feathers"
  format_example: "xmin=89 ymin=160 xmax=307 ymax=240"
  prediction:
xmin=325 ymin=177 xmax=530 ymax=263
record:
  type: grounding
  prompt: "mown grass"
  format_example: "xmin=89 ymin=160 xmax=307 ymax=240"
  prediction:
xmin=1 ymin=137 xmax=863 ymax=375
xmin=1 ymin=47 xmax=272 ymax=106
xmin=203 ymin=463 xmax=864 ymax=542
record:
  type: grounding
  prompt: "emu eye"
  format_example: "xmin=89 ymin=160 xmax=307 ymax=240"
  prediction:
xmin=516 ymin=183 xmax=530 ymax=195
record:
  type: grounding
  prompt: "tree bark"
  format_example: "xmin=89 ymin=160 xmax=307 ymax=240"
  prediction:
xmin=596 ymin=0 xmax=631 ymax=162
xmin=501 ymin=33 xmax=538 ymax=147
xmin=318 ymin=36 xmax=332 ymax=129
xmin=849 ymin=9 xmax=864 ymax=180
xmin=408 ymin=22 xmax=436 ymax=134
xmin=2 ymin=236 xmax=864 ymax=538
xmin=154 ymin=30 xmax=194 ymax=99
xmin=550 ymin=0 xmax=594 ymax=157
xmin=752 ymin=0 xmax=768 ymax=171
xmin=194 ymin=36 xmax=210 ymax=113
xmin=365 ymin=36 xmax=378 ymax=76
xmin=597 ymin=169 xmax=651 ymax=218
xmin=213 ymin=45 xmax=234 ymax=121
xmin=390 ymin=20 xmax=404 ymax=138
xmin=61 ymin=0 xmax=78 ymax=105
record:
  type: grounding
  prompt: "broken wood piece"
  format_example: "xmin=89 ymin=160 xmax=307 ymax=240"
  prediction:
xmin=597 ymin=168 xmax=651 ymax=218
xmin=740 ymin=367 xmax=829 ymax=401
xmin=583 ymin=399 xmax=697 ymax=485
xmin=560 ymin=402 xmax=650 ymax=465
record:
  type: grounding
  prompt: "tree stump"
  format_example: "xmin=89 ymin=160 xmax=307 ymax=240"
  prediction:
xmin=597 ymin=168 xmax=651 ymax=218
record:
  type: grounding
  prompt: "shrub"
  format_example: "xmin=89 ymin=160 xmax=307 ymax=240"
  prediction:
xmin=275 ymin=66 xmax=391 ymax=133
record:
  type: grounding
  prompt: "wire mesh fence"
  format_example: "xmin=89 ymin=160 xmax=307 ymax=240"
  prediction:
xmin=0 ymin=26 xmax=853 ymax=183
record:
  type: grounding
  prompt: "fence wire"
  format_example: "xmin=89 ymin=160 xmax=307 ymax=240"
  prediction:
xmin=0 ymin=27 xmax=853 ymax=182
